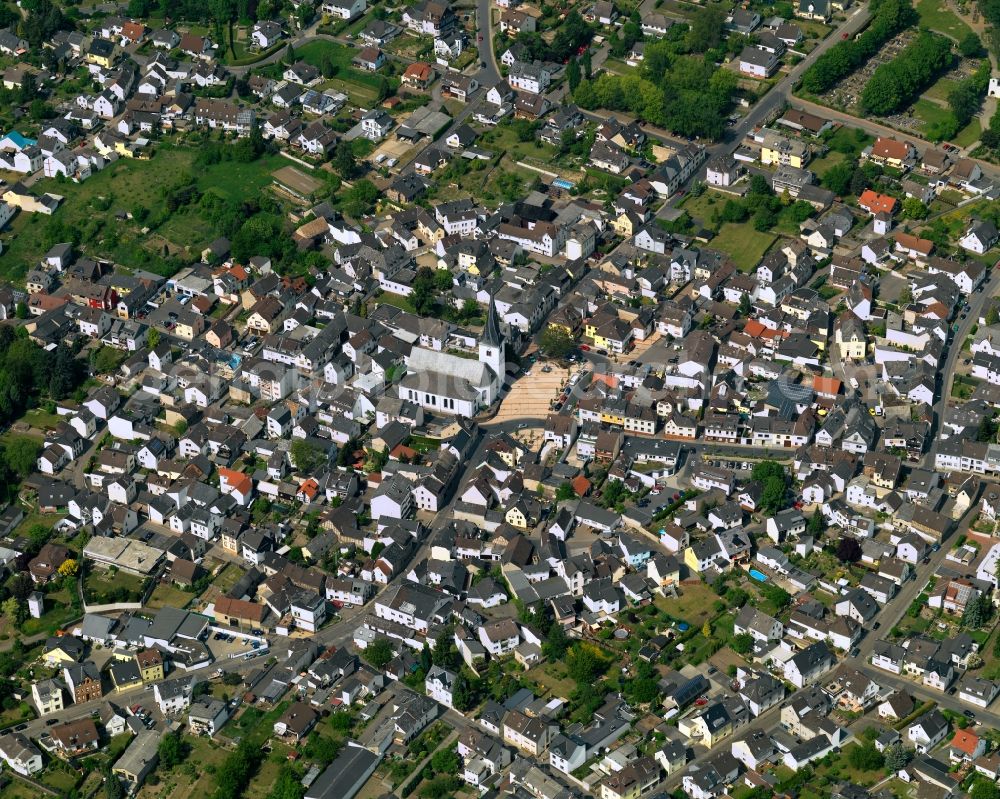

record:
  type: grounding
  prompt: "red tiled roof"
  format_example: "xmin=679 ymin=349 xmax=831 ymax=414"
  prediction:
xmin=872 ymin=137 xmax=911 ymax=161
xmin=952 ymin=728 xmax=981 ymax=755
xmin=858 ymin=189 xmax=897 ymax=215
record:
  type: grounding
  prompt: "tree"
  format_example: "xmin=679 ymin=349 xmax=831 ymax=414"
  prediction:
xmin=738 ymin=293 xmax=751 ymax=317
xmin=883 ymin=742 xmax=911 ymax=773
xmin=290 ymin=439 xmax=324 ymax=472
xmin=836 ymin=536 xmax=862 ymax=563
xmin=822 ymin=161 xmax=855 ymax=196
xmin=266 ymin=765 xmax=305 ymax=799
xmin=411 ymin=267 xmax=439 ymax=316
xmin=5 ymin=436 xmax=41 ymax=478
xmin=701 ymin=620 xmax=712 ymax=638
xmin=333 ymin=141 xmax=359 ymax=179
xmin=420 ymin=643 xmax=432 ymax=673
xmin=847 ymin=743 xmax=884 ymax=771
xmin=556 ymin=482 xmax=576 ymax=502
xmin=104 ymin=766 xmax=125 ymax=799
xmin=543 ymin=622 xmax=569 ymax=660
xmin=808 ymin=510 xmax=825 ymax=535
xmin=849 ymin=168 xmax=869 ymax=197
xmin=685 ymin=6 xmax=724 ymax=52
xmin=971 ymin=779 xmax=1000 ymax=799
xmin=303 ymin=735 xmax=342 ymax=763
xmin=539 ymin=326 xmax=576 ymax=358
xmin=566 ymin=642 xmax=612 ymax=684
xmin=964 ymin=592 xmax=994 ymax=628
xmin=582 ymin=48 xmax=592 ymax=78
xmin=567 ymin=56 xmax=581 ymax=92
xmin=731 ymin=633 xmax=754 ymax=654
xmin=960 ymin=31 xmax=985 ymax=57
xmin=760 ymin=583 xmax=791 ymax=610
xmin=365 ymin=638 xmax=394 ymax=669
xmin=284 ymin=43 xmax=295 ymax=64
xmin=57 ymin=558 xmax=78 ymax=577
xmin=902 ymin=197 xmax=928 ymax=220
xmin=431 ymin=748 xmax=460 ymax=775
xmin=433 ymin=269 xmax=453 ymax=292
xmin=1 ymin=598 xmax=26 ymax=628
xmin=451 ymin=672 xmax=473 ymax=711
xmin=14 ymin=302 xmax=27 ymax=320
xmin=158 ymin=730 xmax=187 ymax=769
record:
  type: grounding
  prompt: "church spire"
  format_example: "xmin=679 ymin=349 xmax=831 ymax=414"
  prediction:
xmin=482 ymin=296 xmax=503 ymax=347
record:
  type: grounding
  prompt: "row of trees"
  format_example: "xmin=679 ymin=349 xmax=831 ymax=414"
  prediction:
xmin=801 ymin=0 xmax=916 ymax=94
xmin=860 ymin=32 xmax=953 ymax=116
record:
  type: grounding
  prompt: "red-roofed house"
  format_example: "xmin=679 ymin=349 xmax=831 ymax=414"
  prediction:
xmin=894 ymin=232 xmax=934 ymax=260
xmin=951 ymin=728 xmax=986 ymax=762
xmin=868 ymin=137 xmax=916 ymax=169
xmin=813 ymin=376 xmax=841 ymax=399
xmin=218 ymin=467 xmax=253 ymax=506
xmin=402 ymin=61 xmax=434 ymax=89
xmin=297 ymin=479 xmax=319 ymax=503
xmin=572 ymin=475 xmax=591 ymax=497
xmin=120 ymin=21 xmax=147 ymax=43
xmin=858 ymin=190 xmax=897 ymax=216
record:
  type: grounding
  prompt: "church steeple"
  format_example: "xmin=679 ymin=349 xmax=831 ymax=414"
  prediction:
xmin=479 ymin=296 xmax=505 ymax=380
xmin=482 ymin=295 xmax=503 ymax=348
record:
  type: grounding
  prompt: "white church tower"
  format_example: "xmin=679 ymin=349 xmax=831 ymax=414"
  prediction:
xmin=479 ymin=297 xmax=505 ymax=382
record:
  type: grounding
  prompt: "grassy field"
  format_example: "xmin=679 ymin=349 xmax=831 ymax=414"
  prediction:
xmin=137 ymin=735 xmax=229 ymax=799
xmin=711 ymin=224 xmax=778 ymax=271
xmin=0 ymin=146 xmax=294 ymax=283
xmin=923 ymin=76 xmax=961 ymax=103
xmin=654 ymin=581 xmax=719 ymax=627
xmin=916 ymin=0 xmax=974 ymax=40
xmin=147 ymin=582 xmax=193 ymax=610
xmin=809 ymin=148 xmax=849 ymax=176
xmin=83 ymin=569 xmax=147 ymax=603
xmin=912 ymin=98 xmax=954 ymax=132
xmin=479 ymin=123 xmax=558 ymax=163
xmin=954 ymin=117 xmax=982 ymax=147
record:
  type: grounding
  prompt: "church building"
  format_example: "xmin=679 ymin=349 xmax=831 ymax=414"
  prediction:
xmin=397 ymin=298 xmax=506 ymax=416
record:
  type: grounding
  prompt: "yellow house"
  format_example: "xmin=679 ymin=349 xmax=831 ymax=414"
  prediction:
xmin=679 ymin=706 xmax=733 ymax=747
xmin=612 ymin=211 xmax=642 ymax=238
xmin=600 ymin=408 xmax=626 ymax=427
xmin=43 ymin=639 xmax=84 ymax=667
xmin=135 ymin=649 xmax=164 ymax=683
xmin=173 ymin=312 xmax=204 ymax=341
xmin=505 ymin=503 xmax=528 ymax=530
xmin=418 ymin=217 xmax=445 ymax=243
xmin=110 ymin=660 xmax=144 ymax=693
xmin=835 ymin=316 xmax=867 ymax=360
xmin=760 ymin=131 xmax=809 ymax=169
xmin=86 ymin=38 xmax=117 ymax=68
xmin=684 ymin=538 xmax=724 ymax=574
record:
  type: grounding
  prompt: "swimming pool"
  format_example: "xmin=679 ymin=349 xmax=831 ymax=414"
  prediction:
xmin=552 ymin=178 xmax=575 ymax=190
xmin=748 ymin=568 xmax=768 ymax=582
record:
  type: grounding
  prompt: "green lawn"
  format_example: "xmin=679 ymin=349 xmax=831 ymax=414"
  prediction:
xmin=912 ymin=98 xmax=954 ymax=131
xmin=83 ymin=569 xmax=148 ymax=604
xmin=916 ymin=0 xmax=974 ymax=40
xmin=292 ymin=40 xmax=386 ymax=106
xmin=711 ymin=224 xmax=778 ymax=271
xmin=0 ymin=146 xmax=297 ymax=283
xmin=923 ymin=76 xmax=961 ymax=103
xmin=809 ymin=148 xmax=848 ymax=176
xmin=821 ymin=126 xmax=874 ymax=158
xmin=954 ymin=117 xmax=982 ymax=147
xmin=147 ymin=582 xmax=192 ymax=610
xmin=198 ymin=152 xmax=290 ymax=201
xmin=479 ymin=123 xmax=559 ymax=162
